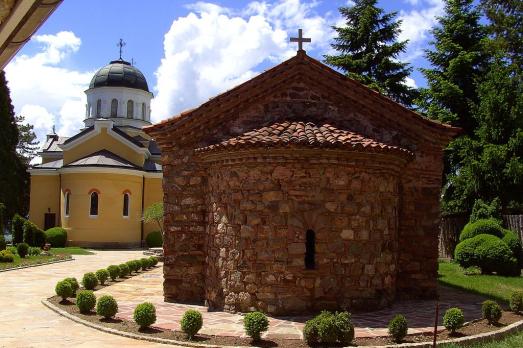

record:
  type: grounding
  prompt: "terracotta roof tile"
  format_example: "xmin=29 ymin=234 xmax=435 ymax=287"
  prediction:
xmin=196 ymin=121 xmax=413 ymax=157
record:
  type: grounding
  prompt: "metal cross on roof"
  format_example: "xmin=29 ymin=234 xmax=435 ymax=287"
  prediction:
xmin=117 ymin=38 xmax=126 ymax=60
xmin=290 ymin=29 xmax=311 ymax=52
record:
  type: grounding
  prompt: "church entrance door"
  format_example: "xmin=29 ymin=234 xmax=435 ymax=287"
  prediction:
xmin=44 ymin=213 xmax=56 ymax=230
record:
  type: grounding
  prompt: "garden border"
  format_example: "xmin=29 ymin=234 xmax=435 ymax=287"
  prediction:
xmin=42 ymin=298 xmax=523 ymax=348
xmin=0 ymin=256 xmax=73 ymax=273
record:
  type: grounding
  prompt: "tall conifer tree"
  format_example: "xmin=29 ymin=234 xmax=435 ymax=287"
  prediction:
xmin=0 ymin=71 xmax=29 ymax=218
xmin=324 ymin=0 xmax=417 ymax=108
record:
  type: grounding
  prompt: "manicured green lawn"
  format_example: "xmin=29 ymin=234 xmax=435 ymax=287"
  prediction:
xmin=438 ymin=261 xmax=523 ymax=304
xmin=50 ymin=247 xmax=94 ymax=255
xmin=442 ymin=331 xmax=523 ymax=348
xmin=0 ymin=253 xmax=71 ymax=270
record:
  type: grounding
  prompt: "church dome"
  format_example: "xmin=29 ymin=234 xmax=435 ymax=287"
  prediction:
xmin=89 ymin=59 xmax=149 ymax=92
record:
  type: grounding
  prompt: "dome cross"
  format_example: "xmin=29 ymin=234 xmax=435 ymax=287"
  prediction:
xmin=117 ymin=38 xmax=126 ymax=60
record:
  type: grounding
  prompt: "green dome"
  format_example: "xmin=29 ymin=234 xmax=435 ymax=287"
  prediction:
xmin=89 ymin=59 xmax=149 ymax=92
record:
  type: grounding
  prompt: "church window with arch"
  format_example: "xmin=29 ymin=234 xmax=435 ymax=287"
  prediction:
xmin=111 ymin=99 xmax=118 ymax=117
xmin=122 ymin=192 xmax=130 ymax=217
xmin=142 ymin=103 xmax=146 ymax=120
xmin=96 ymin=99 xmax=101 ymax=117
xmin=127 ymin=100 xmax=134 ymax=118
xmin=64 ymin=191 xmax=71 ymax=217
xmin=89 ymin=190 xmax=99 ymax=217
xmin=305 ymin=229 xmax=315 ymax=269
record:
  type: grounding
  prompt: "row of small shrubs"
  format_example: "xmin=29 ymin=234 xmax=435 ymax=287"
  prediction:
xmin=11 ymin=214 xmax=68 ymax=248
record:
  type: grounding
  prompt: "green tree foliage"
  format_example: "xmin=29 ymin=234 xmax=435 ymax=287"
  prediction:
xmin=0 ymin=71 xmax=28 ymax=218
xmin=143 ymin=202 xmax=164 ymax=234
xmin=15 ymin=115 xmax=38 ymax=164
xmin=324 ymin=0 xmax=418 ymax=108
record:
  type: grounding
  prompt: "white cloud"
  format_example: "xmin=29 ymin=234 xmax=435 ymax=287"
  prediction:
xmin=5 ymin=31 xmax=93 ymax=150
xmin=404 ymin=77 xmax=417 ymax=89
xmin=151 ymin=0 xmax=335 ymax=121
xmin=398 ymin=0 xmax=445 ymax=61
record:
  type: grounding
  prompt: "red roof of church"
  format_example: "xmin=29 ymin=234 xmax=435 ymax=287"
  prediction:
xmin=145 ymin=51 xmax=460 ymax=144
xmin=196 ymin=121 xmax=413 ymax=158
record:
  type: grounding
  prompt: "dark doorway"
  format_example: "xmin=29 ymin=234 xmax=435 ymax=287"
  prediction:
xmin=44 ymin=213 xmax=56 ymax=230
xmin=305 ymin=229 xmax=315 ymax=269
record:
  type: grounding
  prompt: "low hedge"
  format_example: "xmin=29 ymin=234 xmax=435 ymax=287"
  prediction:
xmin=45 ymin=227 xmax=67 ymax=247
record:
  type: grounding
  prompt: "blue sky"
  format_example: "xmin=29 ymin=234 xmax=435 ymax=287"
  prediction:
xmin=5 ymin=0 xmax=447 ymax=146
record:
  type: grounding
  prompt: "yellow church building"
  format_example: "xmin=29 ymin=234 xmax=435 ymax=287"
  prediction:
xmin=28 ymin=58 xmax=163 ymax=247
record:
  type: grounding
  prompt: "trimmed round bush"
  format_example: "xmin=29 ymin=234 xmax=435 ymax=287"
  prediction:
xmin=302 ymin=311 xmax=354 ymax=346
xmin=145 ymin=257 xmax=155 ymax=268
xmin=17 ymin=243 xmax=29 ymax=258
xmin=55 ymin=280 xmax=73 ymax=301
xmin=64 ymin=277 xmax=79 ymax=296
xmin=243 ymin=311 xmax=269 ymax=341
xmin=150 ymin=256 xmax=159 ymax=266
xmin=475 ymin=235 xmax=518 ymax=275
xmin=45 ymin=227 xmax=67 ymax=247
xmin=76 ymin=290 xmax=96 ymax=314
xmin=443 ymin=307 xmax=464 ymax=334
xmin=460 ymin=219 xmax=505 ymax=241
xmin=96 ymin=295 xmax=118 ymax=319
xmin=0 ymin=250 xmax=14 ymax=262
xmin=145 ymin=231 xmax=162 ymax=248
xmin=388 ymin=314 xmax=408 ymax=343
xmin=82 ymin=272 xmax=99 ymax=290
xmin=107 ymin=265 xmax=120 ymax=281
xmin=482 ymin=300 xmax=502 ymax=325
xmin=95 ymin=269 xmax=109 ymax=285
xmin=503 ymin=231 xmax=522 ymax=266
xmin=133 ymin=302 xmax=156 ymax=329
xmin=509 ymin=291 xmax=523 ymax=313
xmin=181 ymin=309 xmax=203 ymax=339
xmin=118 ymin=263 xmax=130 ymax=277
xmin=139 ymin=258 xmax=149 ymax=271
xmin=126 ymin=260 xmax=136 ymax=273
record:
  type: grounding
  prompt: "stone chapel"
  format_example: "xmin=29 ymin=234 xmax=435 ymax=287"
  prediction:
xmin=145 ymin=48 xmax=459 ymax=315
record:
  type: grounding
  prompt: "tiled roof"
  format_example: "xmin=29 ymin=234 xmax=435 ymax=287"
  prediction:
xmin=64 ymin=150 xmax=139 ymax=169
xmin=196 ymin=121 xmax=413 ymax=157
xmin=31 ymin=159 xmax=63 ymax=170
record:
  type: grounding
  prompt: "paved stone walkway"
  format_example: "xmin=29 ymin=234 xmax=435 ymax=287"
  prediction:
xmin=98 ymin=266 xmax=487 ymax=340
xmin=0 ymin=250 xmax=170 ymax=348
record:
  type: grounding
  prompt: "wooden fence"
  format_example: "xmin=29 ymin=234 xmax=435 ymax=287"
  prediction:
xmin=438 ymin=214 xmax=523 ymax=259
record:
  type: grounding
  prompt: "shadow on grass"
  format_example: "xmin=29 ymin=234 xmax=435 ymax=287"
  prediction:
xmin=438 ymin=280 xmax=508 ymax=305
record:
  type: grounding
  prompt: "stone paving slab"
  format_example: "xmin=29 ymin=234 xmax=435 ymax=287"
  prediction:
xmin=97 ymin=266 xmax=488 ymax=340
xmin=0 ymin=250 xmax=171 ymax=347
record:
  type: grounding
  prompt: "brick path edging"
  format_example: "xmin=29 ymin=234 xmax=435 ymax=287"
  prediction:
xmin=42 ymin=299 xmax=523 ymax=348
xmin=0 ymin=257 xmax=73 ymax=273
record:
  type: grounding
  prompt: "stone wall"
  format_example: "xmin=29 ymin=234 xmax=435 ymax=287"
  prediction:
xmin=202 ymin=151 xmax=404 ymax=315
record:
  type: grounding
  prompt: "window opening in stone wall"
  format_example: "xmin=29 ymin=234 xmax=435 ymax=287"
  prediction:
xmin=90 ymin=191 xmax=99 ymax=216
xmin=111 ymin=99 xmax=118 ymax=117
xmin=305 ymin=229 xmax=315 ymax=269
xmin=96 ymin=99 xmax=101 ymax=117
xmin=127 ymin=100 xmax=134 ymax=118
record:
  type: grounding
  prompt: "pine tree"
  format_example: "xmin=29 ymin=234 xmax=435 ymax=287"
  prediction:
xmin=15 ymin=115 xmax=39 ymax=164
xmin=418 ymin=0 xmax=487 ymax=135
xmin=324 ymin=0 xmax=418 ymax=108
xmin=0 ymin=71 xmax=29 ymax=218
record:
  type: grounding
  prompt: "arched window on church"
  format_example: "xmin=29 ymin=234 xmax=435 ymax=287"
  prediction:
xmin=96 ymin=99 xmax=101 ymax=117
xmin=64 ymin=191 xmax=71 ymax=217
xmin=111 ymin=99 xmax=118 ymax=117
xmin=305 ymin=229 xmax=315 ymax=269
xmin=141 ymin=103 xmax=146 ymax=120
xmin=127 ymin=100 xmax=134 ymax=119
xmin=89 ymin=191 xmax=99 ymax=217
xmin=122 ymin=192 xmax=130 ymax=217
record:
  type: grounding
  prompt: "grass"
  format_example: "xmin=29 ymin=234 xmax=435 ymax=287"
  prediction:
xmin=50 ymin=247 xmax=94 ymax=255
xmin=441 ymin=330 xmax=523 ymax=348
xmin=0 ymin=253 xmax=71 ymax=270
xmin=438 ymin=261 xmax=523 ymax=304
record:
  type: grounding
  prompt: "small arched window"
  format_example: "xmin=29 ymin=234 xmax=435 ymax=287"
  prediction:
xmin=89 ymin=191 xmax=99 ymax=216
xmin=96 ymin=99 xmax=102 ymax=117
xmin=122 ymin=192 xmax=130 ymax=217
xmin=64 ymin=191 xmax=71 ymax=217
xmin=305 ymin=229 xmax=315 ymax=270
xmin=111 ymin=99 xmax=118 ymax=117
xmin=141 ymin=103 xmax=146 ymax=120
xmin=86 ymin=103 xmax=90 ymax=117
xmin=127 ymin=100 xmax=134 ymax=119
